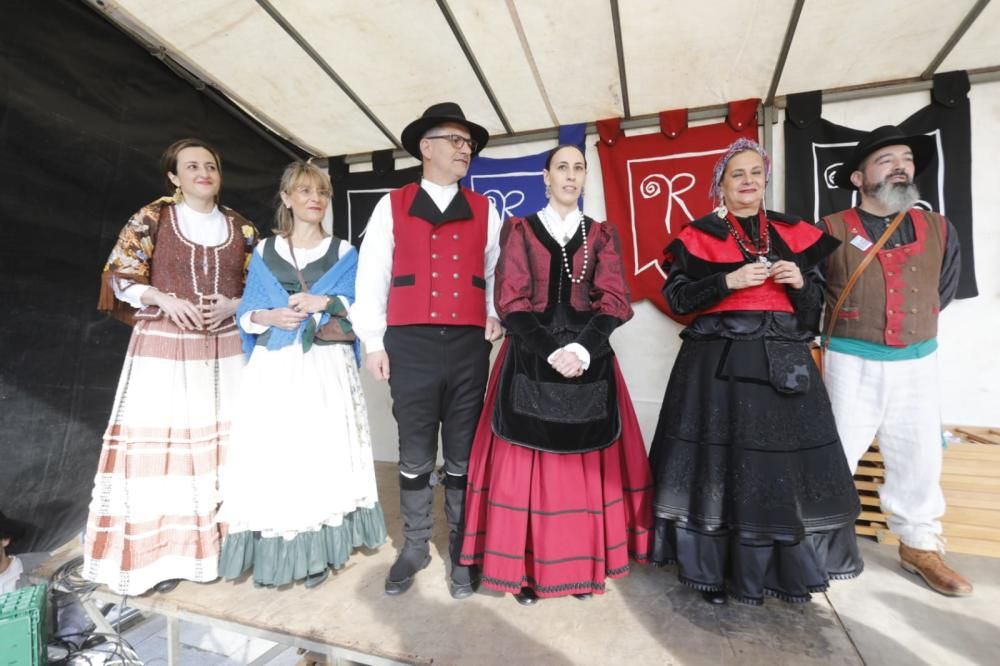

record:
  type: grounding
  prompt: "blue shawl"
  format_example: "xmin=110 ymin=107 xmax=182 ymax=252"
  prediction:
xmin=238 ymin=244 xmax=360 ymax=365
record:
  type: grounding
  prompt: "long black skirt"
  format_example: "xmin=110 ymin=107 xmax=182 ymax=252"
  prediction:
xmin=648 ymin=336 xmax=862 ymax=604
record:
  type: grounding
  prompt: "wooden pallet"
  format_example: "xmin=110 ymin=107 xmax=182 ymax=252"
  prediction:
xmin=853 ymin=425 xmax=1000 ymax=558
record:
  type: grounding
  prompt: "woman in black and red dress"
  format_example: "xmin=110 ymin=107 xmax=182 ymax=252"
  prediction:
xmin=648 ymin=138 xmax=862 ymax=605
xmin=459 ymin=144 xmax=653 ymax=605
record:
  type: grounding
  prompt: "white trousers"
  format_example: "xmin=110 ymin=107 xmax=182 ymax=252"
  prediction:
xmin=824 ymin=349 xmax=945 ymax=551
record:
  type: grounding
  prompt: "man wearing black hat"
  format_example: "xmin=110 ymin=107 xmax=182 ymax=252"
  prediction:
xmin=353 ymin=102 xmax=503 ymax=599
xmin=820 ymin=125 xmax=968 ymax=596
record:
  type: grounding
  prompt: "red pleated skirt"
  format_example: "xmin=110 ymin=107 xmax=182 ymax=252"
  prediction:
xmin=459 ymin=341 xmax=654 ymax=598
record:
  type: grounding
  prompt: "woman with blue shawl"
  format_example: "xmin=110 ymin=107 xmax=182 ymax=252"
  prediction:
xmin=217 ymin=162 xmax=386 ymax=589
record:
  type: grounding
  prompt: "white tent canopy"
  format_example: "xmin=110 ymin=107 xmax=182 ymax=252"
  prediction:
xmin=89 ymin=0 xmax=1000 ymax=158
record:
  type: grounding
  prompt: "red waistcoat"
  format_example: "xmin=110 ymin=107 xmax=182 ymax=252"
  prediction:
xmin=386 ymin=183 xmax=490 ymax=327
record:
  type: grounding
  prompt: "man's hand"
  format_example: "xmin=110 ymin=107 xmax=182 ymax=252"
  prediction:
xmin=484 ymin=316 xmax=503 ymax=342
xmin=366 ymin=350 xmax=391 ymax=380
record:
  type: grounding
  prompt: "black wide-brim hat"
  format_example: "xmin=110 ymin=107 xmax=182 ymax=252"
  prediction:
xmin=400 ymin=102 xmax=489 ymax=160
xmin=834 ymin=125 xmax=936 ymax=189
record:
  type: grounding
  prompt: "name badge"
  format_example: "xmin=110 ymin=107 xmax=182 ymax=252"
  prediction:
xmin=850 ymin=235 xmax=873 ymax=252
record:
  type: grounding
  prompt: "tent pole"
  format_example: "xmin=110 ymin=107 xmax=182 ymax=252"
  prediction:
xmin=922 ymin=0 xmax=992 ymax=80
xmin=762 ymin=103 xmax=776 ymax=210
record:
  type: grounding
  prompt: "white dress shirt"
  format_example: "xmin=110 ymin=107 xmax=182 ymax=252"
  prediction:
xmin=352 ymin=179 xmax=501 ymax=353
xmin=114 ymin=202 xmax=229 ymax=307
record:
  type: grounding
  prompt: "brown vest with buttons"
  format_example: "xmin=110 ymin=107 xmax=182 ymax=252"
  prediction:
xmin=822 ymin=208 xmax=946 ymax=347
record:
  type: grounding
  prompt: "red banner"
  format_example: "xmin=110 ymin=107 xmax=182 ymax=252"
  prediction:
xmin=597 ymin=99 xmax=759 ymax=319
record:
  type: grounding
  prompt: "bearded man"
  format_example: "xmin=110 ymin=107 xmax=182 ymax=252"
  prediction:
xmin=820 ymin=125 xmax=967 ymax=596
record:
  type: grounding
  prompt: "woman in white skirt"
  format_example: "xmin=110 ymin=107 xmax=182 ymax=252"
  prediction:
xmin=217 ymin=162 xmax=385 ymax=589
xmin=84 ymin=139 xmax=258 ymax=595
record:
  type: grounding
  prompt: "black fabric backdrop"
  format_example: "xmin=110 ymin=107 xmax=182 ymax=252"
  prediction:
xmin=0 ymin=0 xmax=304 ymax=553
xmin=783 ymin=71 xmax=978 ymax=298
xmin=328 ymin=150 xmax=421 ymax=248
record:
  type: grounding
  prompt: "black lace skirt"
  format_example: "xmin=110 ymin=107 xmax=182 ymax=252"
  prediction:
xmin=648 ymin=336 xmax=862 ymax=603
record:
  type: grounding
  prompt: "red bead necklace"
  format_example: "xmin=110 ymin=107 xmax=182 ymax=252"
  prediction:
xmin=724 ymin=210 xmax=772 ymax=268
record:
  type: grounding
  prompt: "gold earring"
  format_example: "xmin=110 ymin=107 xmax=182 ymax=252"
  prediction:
xmin=172 ymin=186 xmax=183 ymax=203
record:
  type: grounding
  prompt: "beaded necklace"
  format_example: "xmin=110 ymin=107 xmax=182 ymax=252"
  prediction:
xmin=538 ymin=207 xmax=589 ymax=284
xmin=724 ymin=210 xmax=771 ymax=268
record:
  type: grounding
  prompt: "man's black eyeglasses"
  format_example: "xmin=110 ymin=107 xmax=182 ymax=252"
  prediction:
xmin=424 ymin=134 xmax=478 ymax=152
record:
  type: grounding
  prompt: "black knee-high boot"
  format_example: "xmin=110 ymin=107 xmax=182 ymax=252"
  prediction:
xmin=444 ymin=473 xmax=479 ymax=599
xmin=385 ymin=472 xmax=434 ymax=596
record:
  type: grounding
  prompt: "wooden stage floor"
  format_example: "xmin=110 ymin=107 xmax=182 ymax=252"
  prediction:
xmin=35 ymin=462 xmax=1000 ymax=665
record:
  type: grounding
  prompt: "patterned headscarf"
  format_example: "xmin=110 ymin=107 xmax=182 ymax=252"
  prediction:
xmin=709 ymin=138 xmax=771 ymax=206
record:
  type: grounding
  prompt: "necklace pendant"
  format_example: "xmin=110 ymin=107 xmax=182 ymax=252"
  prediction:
xmin=757 ymin=255 xmax=772 ymax=269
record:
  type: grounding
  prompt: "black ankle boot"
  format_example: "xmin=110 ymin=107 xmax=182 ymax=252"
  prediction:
xmin=153 ymin=579 xmax=180 ymax=594
xmin=385 ymin=472 xmax=435 ymax=596
xmin=514 ymin=587 xmax=539 ymax=606
xmin=385 ymin=544 xmax=432 ymax=595
xmin=701 ymin=589 xmax=727 ymax=605
xmin=444 ymin=474 xmax=479 ymax=599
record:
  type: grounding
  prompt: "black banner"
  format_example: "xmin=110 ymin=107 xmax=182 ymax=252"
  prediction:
xmin=784 ymin=71 xmax=977 ymax=298
xmin=0 ymin=0 xmax=300 ymax=552
xmin=329 ymin=150 xmax=420 ymax=248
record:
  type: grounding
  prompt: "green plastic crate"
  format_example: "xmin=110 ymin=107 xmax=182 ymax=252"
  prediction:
xmin=0 ymin=584 xmax=47 ymax=666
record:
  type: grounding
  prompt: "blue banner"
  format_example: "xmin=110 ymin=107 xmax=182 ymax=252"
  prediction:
xmin=461 ymin=124 xmax=586 ymax=220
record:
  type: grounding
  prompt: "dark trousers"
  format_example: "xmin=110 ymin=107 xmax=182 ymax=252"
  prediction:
xmin=384 ymin=325 xmax=491 ymax=477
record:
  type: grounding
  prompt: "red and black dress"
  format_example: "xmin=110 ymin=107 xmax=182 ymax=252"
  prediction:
xmin=459 ymin=213 xmax=653 ymax=598
xmin=648 ymin=209 xmax=863 ymax=605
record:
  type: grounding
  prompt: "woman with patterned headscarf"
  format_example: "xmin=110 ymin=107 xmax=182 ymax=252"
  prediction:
xmin=647 ymin=138 xmax=863 ymax=605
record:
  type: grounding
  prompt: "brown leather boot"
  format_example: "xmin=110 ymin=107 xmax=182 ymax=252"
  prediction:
xmin=899 ymin=543 xmax=973 ymax=596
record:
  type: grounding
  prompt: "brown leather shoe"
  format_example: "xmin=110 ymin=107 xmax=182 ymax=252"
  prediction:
xmin=899 ymin=543 xmax=973 ymax=596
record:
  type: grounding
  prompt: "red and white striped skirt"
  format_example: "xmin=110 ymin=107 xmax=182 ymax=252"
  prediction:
xmin=83 ymin=318 xmax=243 ymax=595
